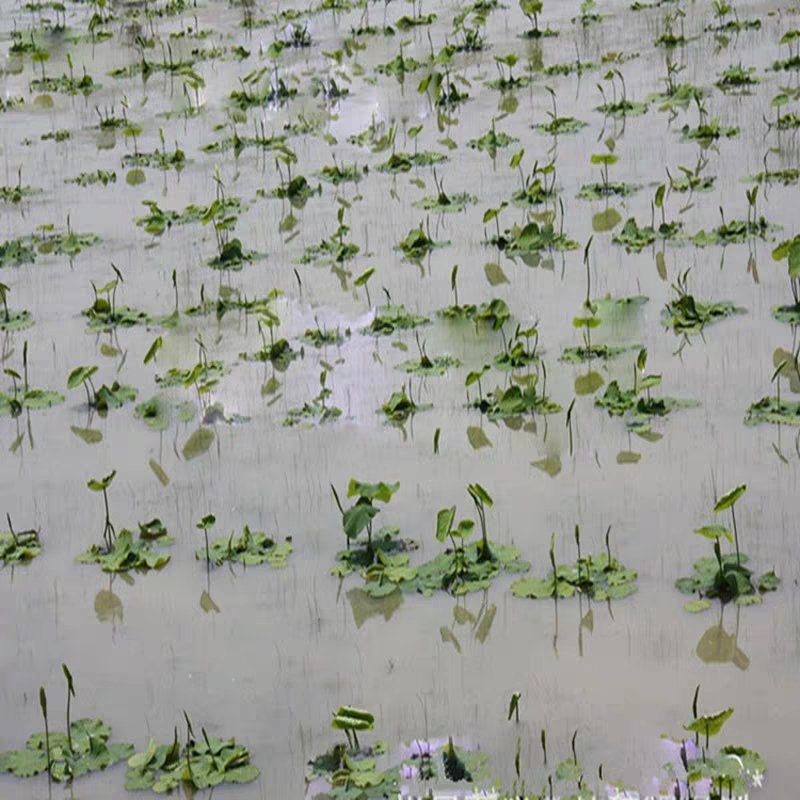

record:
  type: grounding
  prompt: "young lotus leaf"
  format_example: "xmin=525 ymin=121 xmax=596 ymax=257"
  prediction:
xmin=713 ymin=484 xmax=746 ymax=513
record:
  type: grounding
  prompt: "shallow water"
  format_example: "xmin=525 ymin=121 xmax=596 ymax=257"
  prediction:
xmin=1 ymin=0 xmax=799 ymax=797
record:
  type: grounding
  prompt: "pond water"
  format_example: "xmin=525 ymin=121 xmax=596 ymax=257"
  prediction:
xmin=1 ymin=0 xmax=799 ymax=797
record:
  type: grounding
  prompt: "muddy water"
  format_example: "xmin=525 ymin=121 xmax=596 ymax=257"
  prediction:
xmin=1 ymin=0 xmax=799 ymax=797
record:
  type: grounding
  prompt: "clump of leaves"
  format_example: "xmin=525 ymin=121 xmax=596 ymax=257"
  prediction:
xmin=376 ymin=46 xmax=422 ymax=78
xmin=662 ymin=269 xmax=744 ymax=334
xmin=692 ymin=210 xmax=771 ymax=247
xmin=196 ymin=524 xmax=292 ymax=568
xmin=82 ymin=265 xmax=149 ymax=331
xmin=534 ymin=87 xmax=587 ymax=135
xmin=157 ymin=337 xmax=228 ymax=394
xmin=0 ymin=283 xmax=34 ymax=332
xmin=398 ymin=333 xmax=460 ymax=375
xmin=413 ymin=171 xmax=476 ymax=213
xmin=470 ymin=374 xmax=561 ymax=419
xmin=667 ymin=156 xmax=715 ymax=193
xmin=469 ymin=121 xmax=519 ymax=157
xmin=363 ymin=485 xmax=530 ymax=597
xmin=769 ymin=234 xmax=800 ymax=324
xmin=397 ymin=221 xmax=448 ymax=260
xmin=745 ymin=395 xmax=800 ymax=426
xmin=66 ymin=170 xmax=117 ymax=187
xmin=560 ymin=344 xmax=631 ymax=364
xmin=706 ymin=0 xmax=760 ymax=32
xmin=676 ymin=485 xmax=780 ymax=611
xmin=745 ymin=349 xmax=800 ymax=425
xmin=771 ymin=29 xmax=800 ymax=72
xmin=510 ymin=153 xmax=558 ymax=207
xmin=0 ymin=668 xmax=133 ymax=781
xmin=0 ymin=514 xmax=41 ymax=566
xmin=240 ymin=313 xmax=299 ymax=372
xmin=612 ymin=217 xmax=681 ymax=252
xmin=512 ymin=526 xmax=637 ymax=600
xmin=596 ymin=349 xmax=696 ymax=433
xmin=578 ymin=140 xmax=639 ymax=199
xmin=494 ymin=324 xmax=540 ymax=370
xmin=67 ymin=366 xmax=137 ymax=413
xmin=301 ymin=323 xmax=350 ymax=347
xmin=596 ymin=69 xmax=649 ymax=116
xmin=331 ymin=479 xmax=409 ymax=575
xmin=0 ymin=172 xmax=36 ymax=204
xmin=681 ymin=97 xmax=738 ymax=144
xmin=486 ymin=54 xmax=531 ymax=92
xmin=519 ymin=0 xmax=558 ymax=38
xmin=0 ymin=236 xmax=37 ymax=267
xmin=298 ymin=205 xmax=360 ymax=265
xmin=377 ymin=150 xmax=447 ymax=173
xmin=655 ymin=688 xmax=767 ymax=798
xmin=488 ymin=219 xmax=578 ymax=255
xmin=1 ymin=350 xmax=64 ymax=416
xmin=381 ymin=383 xmax=431 ymax=424
xmin=122 ymin=145 xmax=186 ymax=171
xmin=78 ymin=472 xmax=171 ymax=573
xmin=716 ymin=63 xmax=759 ymax=92
xmin=30 ymin=58 xmax=97 ymax=96
xmin=125 ymin=715 xmax=259 ymax=792
xmin=284 ymin=369 xmax=342 ymax=427
xmin=363 ymin=304 xmax=430 ymax=336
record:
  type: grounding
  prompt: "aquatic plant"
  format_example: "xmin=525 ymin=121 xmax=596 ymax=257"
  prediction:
xmin=596 ymin=69 xmax=649 ymax=116
xmin=78 ymin=473 xmax=171 ymax=573
xmin=0 ymin=669 xmax=133 ymax=781
xmin=0 ymin=346 xmax=63 ymax=415
xmin=284 ymin=370 xmax=342 ymax=426
xmin=578 ymin=140 xmax=639 ymax=200
xmin=398 ymin=333 xmax=460 ymax=375
xmin=535 ymin=87 xmax=588 ymax=134
xmin=381 ymin=383 xmax=431 ymax=424
xmin=676 ymin=485 xmax=780 ymax=611
xmin=368 ymin=486 xmax=528 ymax=597
xmin=0 ymin=282 xmax=33 ymax=332
xmin=82 ymin=265 xmax=148 ymax=331
xmin=331 ymin=479 xmax=403 ymax=570
xmin=662 ymin=269 xmax=744 ymax=334
xmin=595 ymin=349 xmax=696 ymax=433
xmin=612 ymin=216 xmax=681 ymax=252
xmin=67 ymin=366 xmax=137 ymax=413
xmin=692 ymin=199 xmax=771 ymax=247
xmin=486 ymin=54 xmax=531 ymax=92
xmin=397 ymin=220 xmax=448 ymax=259
xmin=745 ymin=347 xmax=800 ymax=425
xmin=363 ymin=303 xmax=430 ymax=336
xmin=125 ymin=715 xmax=259 ymax=791
xmin=196 ymin=524 xmax=292 ymax=568
xmin=510 ymin=153 xmax=558 ymax=207
xmin=519 ymin=0 xmax=557 ymax=38
xmin=769 ymin=233 xmax=800 ymax=323
xmin=511 ymin=526 xmax=637 ymax=600
xmin=0 ymin=514 xmax=41 ymax=566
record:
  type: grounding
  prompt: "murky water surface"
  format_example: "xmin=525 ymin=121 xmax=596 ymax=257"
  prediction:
xmin=1 ymin=0 xmax=799 ymax=797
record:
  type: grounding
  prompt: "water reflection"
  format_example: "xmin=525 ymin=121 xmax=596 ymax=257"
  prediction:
xmin=695 ymin=606 xmax=749 ymax=671
xmin=346 ymin=585 xmax=403 ymax=628
xmin=440 ymin=594 xmax=497 ymax=653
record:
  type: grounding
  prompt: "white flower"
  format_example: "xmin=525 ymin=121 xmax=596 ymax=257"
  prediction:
xmin=751 ymin=770 xmax=764 ymax=787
